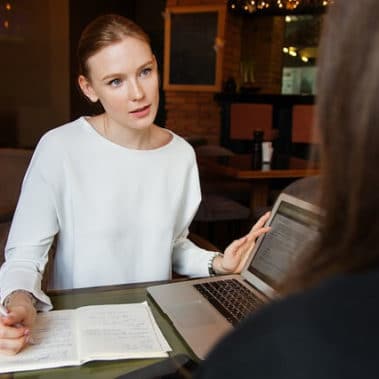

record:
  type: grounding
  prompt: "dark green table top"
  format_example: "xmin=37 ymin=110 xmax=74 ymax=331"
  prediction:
xmin=1 ymin=281 xmax=197 ymax=379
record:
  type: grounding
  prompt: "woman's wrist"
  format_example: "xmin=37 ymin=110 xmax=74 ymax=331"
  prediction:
xmin=4 ymin=290 xmax=37 ymax=310
xmin=211 ymin=254 xmax=228 ymax=275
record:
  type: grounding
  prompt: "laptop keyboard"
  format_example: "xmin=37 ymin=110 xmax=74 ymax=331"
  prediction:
xmin=194 ymin=279 xmax=264 ymax=326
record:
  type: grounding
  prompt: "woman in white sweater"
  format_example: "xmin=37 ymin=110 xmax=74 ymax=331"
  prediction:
xmin=0 ymin=14 xmax=270 ymax=355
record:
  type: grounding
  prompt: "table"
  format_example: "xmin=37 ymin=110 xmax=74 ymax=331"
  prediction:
xmin=199 ymin=154 xmax=320 ymax=212
xmin=0 ymin=281 xmax=196 ymax=379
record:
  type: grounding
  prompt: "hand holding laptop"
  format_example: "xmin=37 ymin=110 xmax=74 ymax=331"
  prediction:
xmin=213 ymin=212 xmax=271 ymax=275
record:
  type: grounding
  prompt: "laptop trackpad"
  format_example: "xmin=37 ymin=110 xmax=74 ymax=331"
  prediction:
xmin=168 ymin=301 xmax=217 ymax=328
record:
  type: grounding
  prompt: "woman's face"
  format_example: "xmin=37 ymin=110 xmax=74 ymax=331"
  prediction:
xmin=79 ymin=36 xmax=159 ymax=131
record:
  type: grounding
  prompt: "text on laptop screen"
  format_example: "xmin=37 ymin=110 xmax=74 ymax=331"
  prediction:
xmin=248 ymin=200 xmax=319 ymax=289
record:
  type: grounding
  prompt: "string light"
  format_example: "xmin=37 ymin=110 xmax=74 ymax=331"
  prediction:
xmin=282 ymin=46 xmax=312 ymax=65
xmin=1 ymin=0 xmax=13 ymax=32
xmin=277 ymin=0 xmax=300 ymax=10
xmin=228 ymin=0 xmax=331 ymax=15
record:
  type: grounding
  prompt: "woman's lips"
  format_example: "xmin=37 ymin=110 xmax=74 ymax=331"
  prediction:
xmin=129 ymin=105 xmax=151 ymax=118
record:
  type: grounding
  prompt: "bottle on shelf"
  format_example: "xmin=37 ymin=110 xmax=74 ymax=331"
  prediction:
xmin=251 ymin=129 xmax=264 ymax=169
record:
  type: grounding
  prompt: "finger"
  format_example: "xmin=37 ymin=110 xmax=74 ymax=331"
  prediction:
xmin=0 ymin=335 xmax=29 ymax=355
xmin=251 ymin=212 xmax=271 ymax=232
xmin=0 ymin=323 xmax=27 ymax=341
xmin=245 ymin=226 xmax=271 ymax=244
xmin=233 ymin=229 xmax=270 ymax=271
xmin=252 ymin=225 xmax=271 ymax=237
xmin=1 ymin=311 xmax=25 ymax=327
xmin=224 ymin=236 xmax=247 ymax=256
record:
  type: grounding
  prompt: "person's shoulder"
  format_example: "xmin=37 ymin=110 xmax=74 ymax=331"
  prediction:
xmin=210 ymin=272 xmax=379 ymax=356
xmin=38 ymin=117 xmax=85 ymax=146
xmin=31 ymin=117 xmax=86 ymax=164
xmin=196 ymin=272 xmax=379 ymax=379
xmin=193 ymin=282 xmax=338 ymax=379
xmin=165 ymin=129 xmax=196 ymax=156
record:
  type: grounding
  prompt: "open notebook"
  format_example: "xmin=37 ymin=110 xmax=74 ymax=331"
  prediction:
xmin=0 ymin=302 xmax=171 ymax=374
xmin=148 ymin=193 xmax=320 ymax=359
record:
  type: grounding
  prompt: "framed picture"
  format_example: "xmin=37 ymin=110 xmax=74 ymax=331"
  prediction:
xmin=163 ymin=5 xmax=226 ymax=92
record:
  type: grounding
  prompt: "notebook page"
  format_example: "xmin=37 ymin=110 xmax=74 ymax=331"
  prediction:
xmin=0 ymin=309 xmax=78 ymax=374
xmin=77 ymin=302 xmax=171 ymax=363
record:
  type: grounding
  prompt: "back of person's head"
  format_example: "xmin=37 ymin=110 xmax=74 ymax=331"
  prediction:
xmin=282 ymin=0 xmax=379 ymax=293
xmin=77 ymin=14 xmax=151 ymax=79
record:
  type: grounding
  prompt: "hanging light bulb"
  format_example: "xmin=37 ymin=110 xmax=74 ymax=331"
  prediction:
xmin=247 ymin=3 xmax=258 ymax=13
xmin=257 ymin=1 xmax=270 ymax=10
xmin=281 ymin=0 xmax=300 ymax=10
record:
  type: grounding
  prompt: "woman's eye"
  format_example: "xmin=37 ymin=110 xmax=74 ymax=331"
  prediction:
xmin=108 ymin=78 xmax=122 ymax=87
xmin=140 ymin=67 xmax=152 ymax=77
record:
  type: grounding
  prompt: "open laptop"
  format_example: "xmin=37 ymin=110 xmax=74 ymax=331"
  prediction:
xmin=147 ymin=193 xmax=320 ymax=359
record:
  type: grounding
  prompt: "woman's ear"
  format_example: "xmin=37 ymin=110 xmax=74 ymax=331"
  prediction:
xmin=78 ymin=75 xmax=98 ymax=103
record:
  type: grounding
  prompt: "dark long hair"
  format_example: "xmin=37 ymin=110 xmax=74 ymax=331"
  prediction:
xmin=281 ymin=0 xmax=379 ymax=293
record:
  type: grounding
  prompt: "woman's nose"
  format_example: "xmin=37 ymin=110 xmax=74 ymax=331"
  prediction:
xmin=128 ymin=80 xmax=144 ymax=101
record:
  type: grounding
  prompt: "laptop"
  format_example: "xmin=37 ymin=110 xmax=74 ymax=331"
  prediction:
xmin=147 ymin=193 xmax=320 ymax=359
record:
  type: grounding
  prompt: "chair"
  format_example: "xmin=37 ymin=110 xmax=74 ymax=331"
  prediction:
xmin=253 ymin=176 xmax=321 ymax=221
xmin=0 ymin=148 xmax=56 ymax=291
xmin=0 ymin=148 xmax=34 ymax=216
xmin=184 ymin=136 xmax=208 ymax=148
xmin=188 ymin=232 xmax=219 ymax=252
xmin=291 ymin=105 xmax=320 ymax=159
xmin=0 ymin=110 xmax=18 ymax=147
xmin=282 ymin=175 xmax=321 ymax=206
xmin=191 ymin=145 xmax=251 ymax=249
xmin=230 ymin=103 xmax=274 ymax=140
xmin=0 ymin=220 xmax=55 ymax=292
xmin=0 ymin=221 xmax=10 ymax=267
xmin=0 ymin=148 xmax=34 ymax=274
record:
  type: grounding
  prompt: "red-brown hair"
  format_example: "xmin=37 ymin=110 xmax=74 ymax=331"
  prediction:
xmin=77 ymin=14 xmax=151 ymax=79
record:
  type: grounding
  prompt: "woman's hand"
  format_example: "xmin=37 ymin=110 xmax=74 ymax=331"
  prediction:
xmin=0 ymin=291 xmax=36 ymax=355
xmin=213 ymin=212 xmax=271 ymax=275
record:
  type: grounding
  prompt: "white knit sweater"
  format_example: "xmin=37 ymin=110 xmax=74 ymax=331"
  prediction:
xmin=0 ymin=117 xmax=215 ymax=310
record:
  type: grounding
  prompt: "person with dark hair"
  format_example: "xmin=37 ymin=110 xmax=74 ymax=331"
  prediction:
xmin=0 ymin=14 xmax=270 ymax=355
xmin=195 ymin=1 xmax=379 ymax=377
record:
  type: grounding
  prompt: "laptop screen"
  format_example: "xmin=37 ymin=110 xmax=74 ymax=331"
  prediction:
xmin=247 ymin=200 xmax=320 ymax=290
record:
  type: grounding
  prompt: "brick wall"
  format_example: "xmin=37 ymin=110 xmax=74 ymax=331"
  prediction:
xmin=164 ymin=0 xmax=283 ymax=143
xmin=165 ymin=0 xmax=242 ymax=144
xmin=241 ymin=17 xmax=284 ymax=94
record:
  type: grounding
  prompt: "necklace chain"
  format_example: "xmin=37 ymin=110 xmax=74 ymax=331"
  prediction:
xmin=103 ymin=114 xmax=108 ymax=138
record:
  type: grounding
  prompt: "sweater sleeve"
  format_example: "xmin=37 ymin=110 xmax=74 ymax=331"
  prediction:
xmin=172 ymin=233 xmax=218 ymax=278
xmin=0 ymin=138 xmax=59 ymax=311
xmin=172 ymin=151 xmax=219 ymax=278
